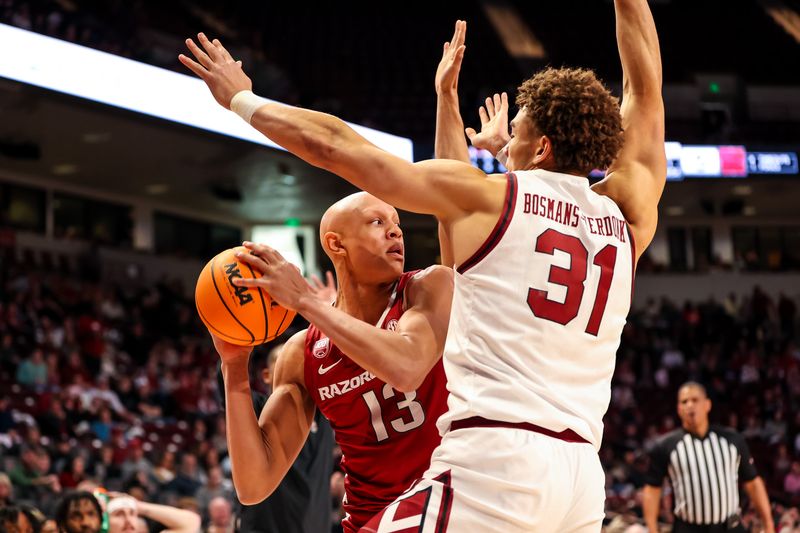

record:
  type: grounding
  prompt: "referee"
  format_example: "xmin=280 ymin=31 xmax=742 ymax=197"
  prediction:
xmin=642 ymin=382 xmax=774 ymax=532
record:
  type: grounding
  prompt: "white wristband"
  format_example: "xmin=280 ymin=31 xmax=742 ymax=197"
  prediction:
xmin=230 ymin=90 xmax=269 ymax=124
xmin=496 ymin=141 xmax=510 ymax=168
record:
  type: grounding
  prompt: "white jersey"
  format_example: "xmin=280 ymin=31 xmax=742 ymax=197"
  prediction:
xmin=438 ymin=169 xmax=635 ymax=449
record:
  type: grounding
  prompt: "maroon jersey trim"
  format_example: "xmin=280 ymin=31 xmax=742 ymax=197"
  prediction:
xmin=626 ymin=223 xmax=636 ymax=303
xmin=433 ymin=471 xmax=453 ymax=533
xmin=456 ymin=173 xmax=518 ymax=275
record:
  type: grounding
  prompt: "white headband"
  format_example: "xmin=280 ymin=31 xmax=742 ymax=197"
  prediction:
xmin=107 ymin=497 xmax=137 ymax=513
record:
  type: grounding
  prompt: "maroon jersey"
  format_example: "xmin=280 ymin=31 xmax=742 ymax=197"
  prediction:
xmin=304 ymin=271 xmax=448 ymax=532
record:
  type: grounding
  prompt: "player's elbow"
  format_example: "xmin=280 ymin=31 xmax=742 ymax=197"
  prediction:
xmin=391 ymin=375 xmax=422 ymax=393
xmin=236 ymin=485 xmax=271 ymax=506
xmin=234 ymin=476 xmax=278 ymax=506
xmin=387 ymin=361 xmax=430 ymax=393
xmin=181 ymin=511 xmax=202 ymax=532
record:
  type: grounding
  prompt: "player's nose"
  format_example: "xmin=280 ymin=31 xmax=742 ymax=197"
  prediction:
xmin=387 ymin=224 xmax=402 ymax=239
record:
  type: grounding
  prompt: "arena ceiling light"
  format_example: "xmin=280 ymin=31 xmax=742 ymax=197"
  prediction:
xmin=0 ymin=23 xmax=414 ymax=162
xmin=52 ymin=163 xmax=78 ymax=175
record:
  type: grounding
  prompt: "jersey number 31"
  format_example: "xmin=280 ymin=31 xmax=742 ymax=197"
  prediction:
xmin=528 ymin=228 xmax=619 ymax=336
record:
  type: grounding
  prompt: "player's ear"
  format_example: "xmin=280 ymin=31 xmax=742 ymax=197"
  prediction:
xmin=323 ymin=231 xmax=346 ymax=257
xmin=532 ymin=135 xmax=552 ymax=166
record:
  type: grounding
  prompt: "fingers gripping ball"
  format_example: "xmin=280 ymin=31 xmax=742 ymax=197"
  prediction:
xmin=195 ymin=247 xmax=296 ymax=346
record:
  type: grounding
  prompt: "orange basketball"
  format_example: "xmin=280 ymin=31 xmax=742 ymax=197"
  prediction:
xmin=195 ymin=246 xmax=296 ymax=346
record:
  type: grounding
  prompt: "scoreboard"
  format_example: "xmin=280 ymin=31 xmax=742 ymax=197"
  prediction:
xmin=666 ymin=144 xmax=798 ymax=180
xmin=469 ymin=145 xmax=799 ymax=180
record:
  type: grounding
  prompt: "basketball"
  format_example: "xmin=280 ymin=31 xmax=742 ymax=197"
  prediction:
xmin=195 ymin=246 xmax=296 ymax=346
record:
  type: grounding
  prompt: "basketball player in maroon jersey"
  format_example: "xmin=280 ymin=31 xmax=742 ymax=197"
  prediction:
xmin=210 ymin=192 xmax=452 ymax=532
xmin=182 ymin=0 xmax=663 ymax=528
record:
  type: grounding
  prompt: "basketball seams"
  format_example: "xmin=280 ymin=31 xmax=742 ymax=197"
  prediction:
xmin=273 ymin=307 xmax=292 ymax=341
xmin=242 ymin=262 xmax=269 ymax=344
xmin=209 ymin=256 xmax=256 ymax=344
xmin=196 ymin=303 xmax=254 ymax=344
xmin=197 ymin=249 xmax=295 ymax=346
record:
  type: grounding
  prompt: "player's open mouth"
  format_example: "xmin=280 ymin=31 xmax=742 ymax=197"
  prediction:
xmin=387 ymin=245 xmax=403 ymax=258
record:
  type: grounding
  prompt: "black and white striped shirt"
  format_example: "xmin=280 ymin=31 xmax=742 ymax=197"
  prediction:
xmin=644 ymin=426 xmax=758 ymax=525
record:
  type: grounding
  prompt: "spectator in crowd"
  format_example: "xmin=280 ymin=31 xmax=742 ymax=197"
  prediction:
xmin=82 ymin=378 xmax=129 ymax=420
xmin=18 ymin=504 xmax=46 ymax=533
xmin=7 ymin=446 xmax=60 ymax=507
xmin=15 ymin=349 xmax=47 ymax=389
xmin=642 ymin=382 xmax=774 ymax=532
xmin=88 ymin=446 xmax=121 ymax=489
xmin=0 ymin=474 xmax=13 ymax=509
xmin=206 ymin=497 xmax=234 ymax=533
xmin=119 ymin=443 xmax=152 ymax=484
xmin=106 ymin=493 xmax=200 ymax=533
xmin=54 ymin=491 xmax=102 ymax=533
xmin=58 ymin=457 xmax=88 ymax=490
xmin=89 ymin=409 xmax=113 ymax=444
xmin=151 ymin=450 xmax=177 ymax=488
xmin=0 ymin=506 xmax=34 ymax=533
xmin=164 ymin=453 xmax=204 ymax=498
xmin=194 ymin=466 xmax=233 ymax=521
xmin=785 ymin=462 xmax=800 ymax=496
xmin=0 ymin=398 xmax=13 ymax=435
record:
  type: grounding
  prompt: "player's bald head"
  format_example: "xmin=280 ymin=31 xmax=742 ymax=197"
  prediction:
xmin=319 ymin=192 xmax=395 ymax=256
xmin=319 ymin=193 xmax=368 ymax=242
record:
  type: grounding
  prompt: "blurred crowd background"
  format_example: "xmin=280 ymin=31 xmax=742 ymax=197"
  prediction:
xmin=2 ymin=0 xmax=800 ymax=531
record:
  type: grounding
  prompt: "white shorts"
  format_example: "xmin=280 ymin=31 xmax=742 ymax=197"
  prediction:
xmin=360 ymin=424 xmax=605 ymax=533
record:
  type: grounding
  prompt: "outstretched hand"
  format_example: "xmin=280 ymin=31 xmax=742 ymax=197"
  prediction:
xmin=434 ymin=20 xmax=467 ymax=96
xmin=465 ymin=92 xmax=511 ymax=157
xmin=179 ymin=33 xmax=252 ymax=109
xmin=308 ymin=271 xmax=337 ymax=304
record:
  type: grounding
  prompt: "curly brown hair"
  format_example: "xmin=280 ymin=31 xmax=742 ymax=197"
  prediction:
xmin=516 ymin=67 xmax=624 ymax=174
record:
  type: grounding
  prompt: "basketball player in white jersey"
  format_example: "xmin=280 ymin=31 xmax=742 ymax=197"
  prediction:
xmin=180 ymin=0 xmax=663 ymax=529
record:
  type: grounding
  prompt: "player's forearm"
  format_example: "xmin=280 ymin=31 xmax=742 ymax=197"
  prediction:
xmin=435 ymin=92 xmax=470 ymax=163
xmin=220 ymin=358 xmax=279 ymax=504
xmin=249 ymin=101 xmax=454 ymax=218
xmin=745 ymin=478 xmax=775 ymax=532
xmin=614 ymin=0 xmax=662 ymax=96
xmin=437 ymin=222 xmax=454 ymax=267
xmin=250 ymin=102 xmax=365 ymax=173
xmin=137 ymin=502 xmax=201 ymax=533
xmin=641 ymin=485 xmax=662 ymax=532
xmin=434 ymin=93 xmax=465 ymax=266
xmin=297 ymin=296 xmax=431 ymax=392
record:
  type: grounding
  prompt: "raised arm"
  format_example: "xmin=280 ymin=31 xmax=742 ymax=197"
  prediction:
xmin=235 ymin=245 xmax=452 ymax=392
xmin=180 ymin=34 xmax=496 ymax=223
xmin=434 ymin=20 xmax=468 ymax=267
xmin=592 ymin=0 xmax=666 ymax=255
xmin=435 ymin=20 xmax=469 ymax=164
xmin=215 ymin=330 xmax=315 ymax=505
